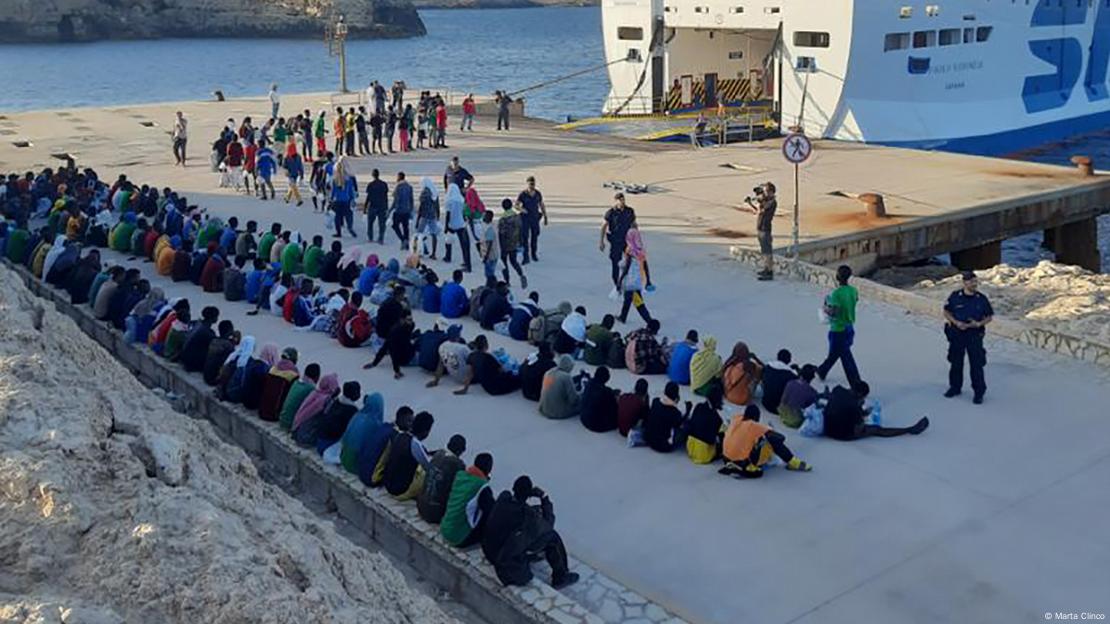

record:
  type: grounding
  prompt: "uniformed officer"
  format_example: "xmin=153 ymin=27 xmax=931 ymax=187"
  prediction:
xmin=943 ymin=271 xmax=993 ymax=404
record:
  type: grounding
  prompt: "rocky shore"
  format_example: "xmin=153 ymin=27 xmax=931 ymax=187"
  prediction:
xmin=0 ymin=0 xmax=425 ymax=43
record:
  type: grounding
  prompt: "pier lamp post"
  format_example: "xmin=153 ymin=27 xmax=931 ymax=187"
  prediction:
xmin=329 ymin=14 xmax=349 ymax=93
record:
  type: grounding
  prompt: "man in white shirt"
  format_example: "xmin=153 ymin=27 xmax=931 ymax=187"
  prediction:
xmin=268 ymin=84 xmax=280 ymax=120
xmin=172 ymin=111 xmax=188 ymax=166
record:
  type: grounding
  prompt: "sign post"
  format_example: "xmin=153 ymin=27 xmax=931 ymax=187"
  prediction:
xmin=781 ymin=132 xmax=812 ymax=258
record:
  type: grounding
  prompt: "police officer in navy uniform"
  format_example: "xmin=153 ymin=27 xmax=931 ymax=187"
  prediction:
xmin=943 ymin=271 xmax=993 ymax=404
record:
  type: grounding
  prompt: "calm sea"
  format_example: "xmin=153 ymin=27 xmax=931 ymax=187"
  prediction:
xmin=0 ymin=5 xmax=1105 ymax=267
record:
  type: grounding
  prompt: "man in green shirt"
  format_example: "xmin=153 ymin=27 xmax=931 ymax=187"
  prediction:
xmin=303 ymin=234 xmax=325 ymax=278
xmin=256 ymin=222 xmax=281 ymax=262
xmin=818 ymin=265 xmax=862 ymax=387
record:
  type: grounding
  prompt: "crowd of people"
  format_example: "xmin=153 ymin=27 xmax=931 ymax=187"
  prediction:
xmin=2 ymin=113 xmax=961 ymax=591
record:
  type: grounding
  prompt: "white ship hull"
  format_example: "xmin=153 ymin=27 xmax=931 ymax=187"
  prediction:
xmin=601 ymin=0 xmax=1110 ymax=154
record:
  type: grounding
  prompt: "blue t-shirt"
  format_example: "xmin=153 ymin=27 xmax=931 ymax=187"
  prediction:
xmin=667 ymin=342 xmax=698 ymax=385
xmin=440 ymin=282 xmax=468 ymax=318
xmin=358 ymin=266 xmax=381 ymax=296
xmin=219 ymin=227 xmax=237 ymax=253
xmin=422 ymin=284 xmax=442 ymax=314
xmin=245 ymin=269 xmax=266 ymax=303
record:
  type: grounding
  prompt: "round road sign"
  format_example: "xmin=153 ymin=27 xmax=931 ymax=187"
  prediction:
xmin=782 ymin=133 xmax=813 ymax=164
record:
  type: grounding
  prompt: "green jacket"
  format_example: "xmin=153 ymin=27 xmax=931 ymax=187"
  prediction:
xmin=303 ymin=246 xmax=324 ymax=278
xmin=257 ymin=233 xmax=277 ymax=264
xmin=440 ymin=470 xmax=488 ymax=546
xmin=280 ymin=243 xmax=303 ymax=276
xmin=279 ymin=380 xmax=315 ymax=430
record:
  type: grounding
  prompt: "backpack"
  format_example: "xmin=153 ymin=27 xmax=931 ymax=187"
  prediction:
xmin=468 ymin=286 xmax=488 ymax=322
xmin=528 ymin=310 xmax=566 ymax=346
xmin=498 ymin=214 xmax=521 ymax=251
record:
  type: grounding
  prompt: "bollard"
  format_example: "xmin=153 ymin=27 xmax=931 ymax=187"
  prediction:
xmin=1070 ymin=155 xmax=1094 ymax=176
xmin=858 ymin=192 xmax=887 ymax=218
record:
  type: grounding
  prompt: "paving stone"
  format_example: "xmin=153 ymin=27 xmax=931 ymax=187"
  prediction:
xmin=645 ymin=604 xmax=669 ymax=622
xmin=548 ymin=608 xmax=585 ymax=624
xmin=624 ymin=605 xmax=644 ymax=618
xmin=598 ymin=598 xmax=622 ymax=622
xmin=621 ymin=590 xmax=648 ymax=605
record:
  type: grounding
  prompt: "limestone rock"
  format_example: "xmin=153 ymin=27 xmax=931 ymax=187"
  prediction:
xmin=0 ymin=0 xmax=425 ymax=43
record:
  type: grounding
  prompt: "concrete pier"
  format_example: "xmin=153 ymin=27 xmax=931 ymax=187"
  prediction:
xmin=1049 ymin=217 xmax=1102 ymax=272
xmin=951 ymin=240 xmax=1002 ymax=271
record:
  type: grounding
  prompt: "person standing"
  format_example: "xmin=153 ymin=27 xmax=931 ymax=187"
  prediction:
xmin=370 ymin=109 xmax=384 ymax=154
xmin=600 ymin=192 xmax=637 ymax=287
xmin=365 ymin=168 xmax=390 ymax=244
xmin=495 ymin=90 xmax=513 ymax=131
xmin=817 ymin=265 xmax=861 ymax=387
xmin=617 ymin=226 xmax=653 ymax=324
xmin=283 ymin=149 xmax=304 ymax=206
xmin=461 ymin=94 xmax=476 ymax=131
xmin=314 ymin=110 xmax=327 ymax=157
xmin=268 ymin=84 xmax=280 ymax=119
xmin=356 ymin=106 xmax=370 ymax=156
xmin=172 ymin=111 xmax=188 ymax=166
xmin=435 ymin=99 xmax=449 ymax=148
xmin=516 ymin=176 xmax=548 ymax=264
xmin=385 ymin=106 xmax=398 ymax=153
xmin=333 ymin=107 xmax=346 ymax=156
xmin=745 ymin=181 xmax=777 ymax=281
xmin=497 ymin=199 xmax=527 ymax=288
xmin=943 ymin=271 xmax=993 ymax=404
xmin=391 ymin=172 xmax=414 ymax=251
xmin=443 ymin=183 xmax=473 ymax=272
xmin=345 ymin=108 xmax=357 ymax=157
xmin=331 ymin=157 xmax=358 ymax=238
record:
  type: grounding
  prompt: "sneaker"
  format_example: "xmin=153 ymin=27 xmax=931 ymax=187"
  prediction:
xmin=757 ymin=271 xmax=774 ymax=281
xmin=551 ymin=572 xmax=580 ymax=590
xmin=943 ymin=388 xmax=961 ymax=398
xmin=909 ymin=416 xmax=930 ymax=434
xmin=785 ymin=458 xmax=812 ymax=472
xmin=972 ymin=394 xmax=984 ymax=405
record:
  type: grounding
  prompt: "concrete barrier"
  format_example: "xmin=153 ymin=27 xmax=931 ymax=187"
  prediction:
xmin=4 ymin=259 xmax=677 ymax=624
xmin=729 ymin=247 xmax=1110 ymax=368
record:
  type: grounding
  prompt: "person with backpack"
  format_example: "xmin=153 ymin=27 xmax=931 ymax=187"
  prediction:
xmin=440 ymin=453 xmax=496 ymax=547
xmin=497 ymin=198 xmax=527 ymax=288
xmin=383 ymin=411 xmax=436 ymax=499
xmin=417 ymin=434 xmax=467 ymax=524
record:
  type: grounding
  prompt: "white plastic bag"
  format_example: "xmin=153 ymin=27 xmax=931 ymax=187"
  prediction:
xmin=799 ymin=405 xmax=825 ymax=438
xmin=324 ymin=211 xmax=335 ymax=231
xmin=608 ymin=286 xmax=620 ymax=302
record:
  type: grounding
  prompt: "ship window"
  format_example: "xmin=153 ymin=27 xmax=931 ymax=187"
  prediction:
xmin=626 ymin=48 xmax=643 ymax=62
xmin=976 ymin=26 xmax=993 ymax=42
xmin=794 ymin=31 xmax=830 ymax=48
xmin=618 ymin=26 xmax=644 ymax=40
xmin=884 ymin=32 xmax=910 ymax=51
xmin=925 ymin=4 xmax=940 ymax=15
xmin=963 ymin=27 xmax=974 ymax=43
xmin=912 ymin=30 xmax=936 ymax=48
xmin=899 ymin=6 xmax=912 ymax=18
xmin=765 ymin=7 xmax=781 ymax=13
xmin=695 ymin=5 xmax=709 ymax=12
xmin=729 ymin=6 xmax=744 ymax=13
xmin=664 ymin=5 xmax=677 ymax=12
xmin=939 ymin=28 xmax=961 ymax=45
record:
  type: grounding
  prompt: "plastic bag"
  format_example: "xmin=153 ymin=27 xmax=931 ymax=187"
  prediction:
xmin=608 ymin=286 xmax=620 ymax=302
xmin=863 ymin=399 xmax=882 ymax=426
xmin=627 ymin=426 xmax=647 ymax=448
xmin=322 ymin=441 xmax=342 ymax=465
xmin=799 ymin=405 xmax=824 ymax=438
xmin=324 ymin=211 xmax=335 ymax=231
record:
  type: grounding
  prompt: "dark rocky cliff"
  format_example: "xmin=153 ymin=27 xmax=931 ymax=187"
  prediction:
xmin=0 ymin=0 xmax=425 ymax=43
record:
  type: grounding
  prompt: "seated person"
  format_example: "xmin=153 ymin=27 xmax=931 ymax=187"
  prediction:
xmin=722 ymin=341 xmax=763 ymax=406
xmin=824 ymin=382 xmax=929 ymax=440
xmin=417 ymin=323 xmax=449 ymax=373
xmin=583 ymin=315 xmax=616 ymax=366
xmin=779 ymin=364 xmax=820 ymax=428
xmin=685 ymin=385 xmax=725 ymax=464
xmin=171 ymin=241 xmax=193 ymax=282
xmin=553 ymin=306 xmax=587 ymax=355
xmin=625 ymin=319 xmax=669 ymax=375
xmin=417 ymin=434 xmax=467 ymax=524
xmin=365 ymin=312 xmax=418 ymax=379
xmin=375 ymin=286 xmax=407 ymax=339
xmin=719 ymin=405 xmax=811 ymax=478
xmin=317 ymin=382 xmax=362 ymax=455
xmin=508 ymin=292 xmax=542 ymax=341
xmin=617 ymin=378 xmax=650 ymax=437
xmin=643 ymin=382 xmax=690 ymax=453
xmin=356 ymin=254 xmax=381 ymax=295
xmin=336 ymin=291 xmax=373 ymax=347
xmin=479 ymin=282 xmax=512 ymax=330
xmin=427 ymin=327 xmax=471 ymax=388
xmin=421 ymin=272 xmax=442 ymax=314
xmin=244 ymin=258 xmax=268 ymax=304
xmin=203 ymin=322 xmax=238 ymax=387
xmin=320 ymin=240 xmax=343 ymax=282
xmin=689 ymin=335 xmax=723 ymax=397
xmin=538 ymin=355 xmax=580 ymax=420
xmin=383 ymin=411 xmax=435 ymax=499
xmin=667 ymin=330 xmax=699 ymax=386
xmin=761 ymin=349 xmax=799 ymax=415
xmin=180 ymin=306 xmax=220 ymax=373
xmin=200 ymin=247 xmax=226 ymax=293
xmin=482 ymin=476 xmax=579 ymax=590
xmin=440 ymin=270 xmax=470 ymax=319
xmin=258 ymin=347 xmax=301 ymax=422
xmin=303 ymin=235 xmax=325 ymax=278
xmin=357 ymin=407 xmax=414 ymax=488
xmin=455 ymin=335 xmax=520 ymax=396
xmin=579 ymin=366 xmax=619 ymax=433
xmin=223 ymin=255 xmax=247 ymax=302
xmin=440 ymin=452 xmax=495 ymax=547
xmin=518 ymin=343 xmax=556 ymax=402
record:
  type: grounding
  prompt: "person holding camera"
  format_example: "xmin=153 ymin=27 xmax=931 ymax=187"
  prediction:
xmin=481 ymin=475 xmax=580 ymax=589
xmin=745 ymin=182 xmax=777 ymax=281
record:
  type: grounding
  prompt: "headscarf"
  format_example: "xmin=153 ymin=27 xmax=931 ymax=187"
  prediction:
xmin=445 ymin=183 xmax=465 ymax=213
xmin=226 ymin=335 xmax=256 ymax=368
xmin=557 ymin=354 xmax=575 ymax=372
xmin=259 ymin=343 xmax=280 ymax=367
xmin=131 ymin=287 xmax=165 ymax=318
xmin=625 ymin=227 xmax=646 ymax=262
xmin=420 ymin=177 xmax=439 ymax=201
xmin=340 ymin=246 xmax=365 ymax=270
xmin=292 ymin=372 xmax=340 ymax=431
xmin=724 ymin=341 xmax=753 ymax=373
xmin=464 ymin=186 xmax=485 ymax=215
xmin=42 ymin=234 xmax=68 ymax=279
xmin=79 ymin=249 xmax=102 ymax=272
xmin=355 ymin=392 xmax=385 ymax=427
xmin=689 ymin=335 xmax=723 ymax=391
xmin=366 ymin=253 xmax=380 ymax=268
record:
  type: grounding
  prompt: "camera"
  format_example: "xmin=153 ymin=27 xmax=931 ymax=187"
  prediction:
xmin=744 ymin=186 xmax=766 ymax=203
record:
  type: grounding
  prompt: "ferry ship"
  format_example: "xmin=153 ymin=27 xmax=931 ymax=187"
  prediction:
xmin=600 ymin=0 xmax=1110 ymax=154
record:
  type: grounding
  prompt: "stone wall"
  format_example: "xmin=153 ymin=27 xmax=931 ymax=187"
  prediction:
xmin=730 ymin=247 xmax=1110 ymax=368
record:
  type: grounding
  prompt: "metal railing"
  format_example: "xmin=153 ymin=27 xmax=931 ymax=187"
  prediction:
xmin=692 ymin=108 xmax=776 ymax=147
